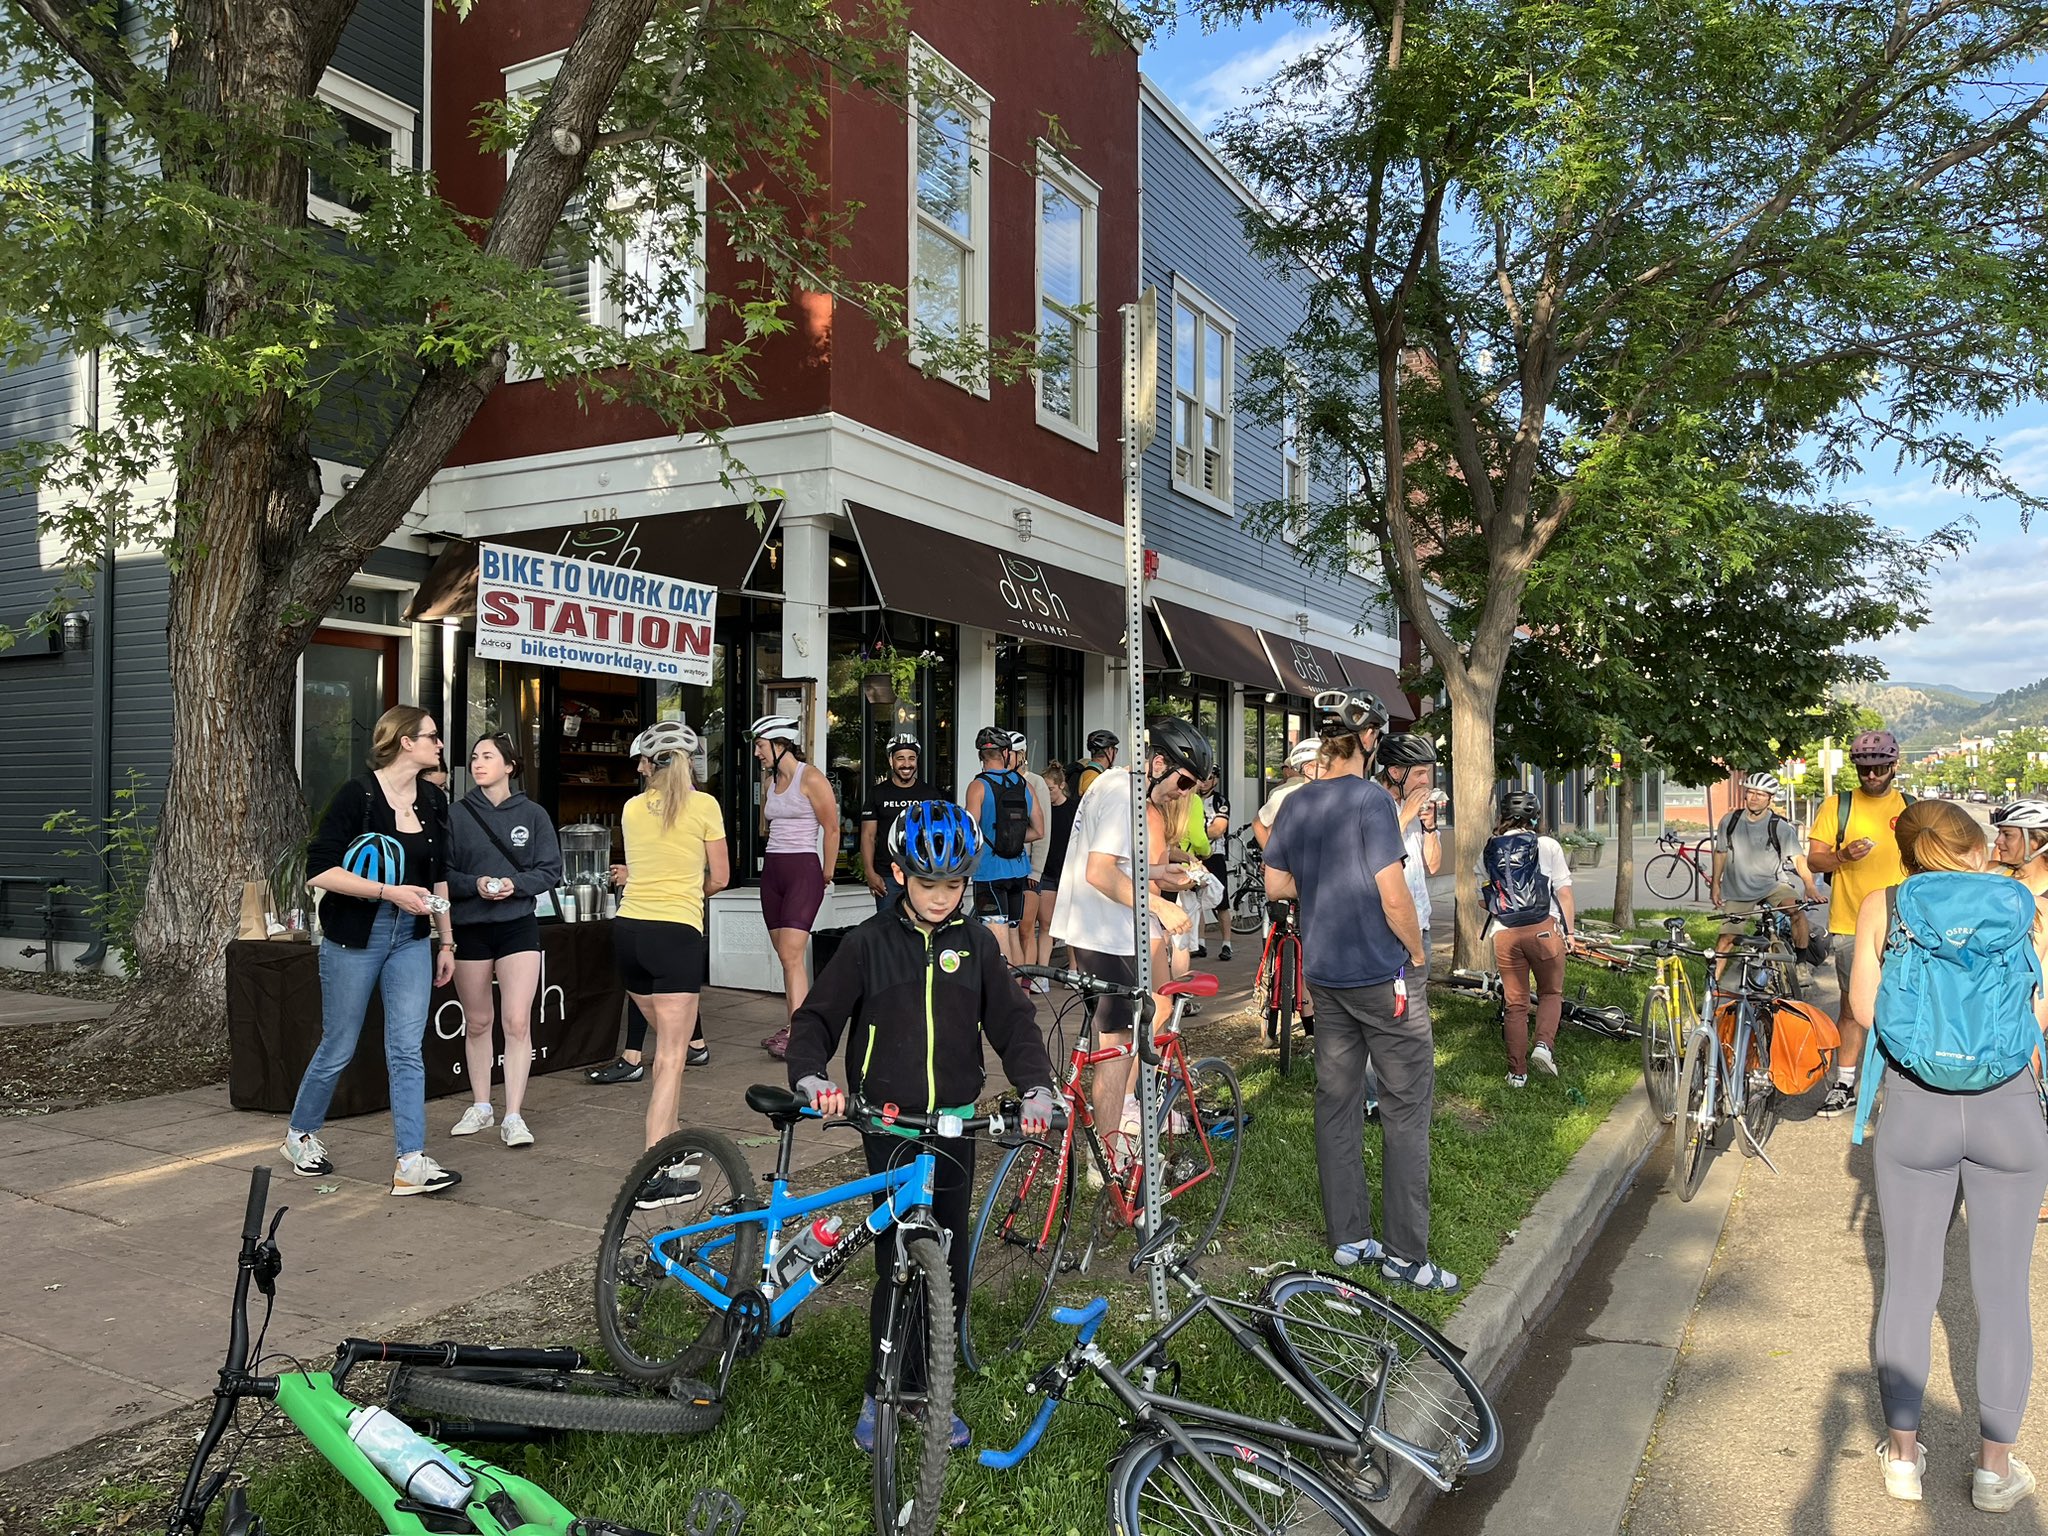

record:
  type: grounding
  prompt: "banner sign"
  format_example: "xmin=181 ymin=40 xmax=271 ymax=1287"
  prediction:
xmin=474 ymin=542 xmax=717 ymax=684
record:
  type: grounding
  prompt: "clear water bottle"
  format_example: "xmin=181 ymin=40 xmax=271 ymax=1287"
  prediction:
xmin=771 ymin=1214 xmax=846 ymax=1289
xmin=345 ymin=1406 xmax=474 ymax=1512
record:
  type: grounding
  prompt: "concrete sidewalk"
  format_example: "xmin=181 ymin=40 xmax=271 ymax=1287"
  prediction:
xmin=0 ymin=940 xmax=1276 ymax=1475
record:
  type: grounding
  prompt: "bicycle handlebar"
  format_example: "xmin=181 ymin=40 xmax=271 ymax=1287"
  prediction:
xmin=838 ymin=1093 xmax=1068 ymax=1140
xmin=977 ymin=1297 xmax=1110 ymax=1470
xmin=242 ymin=1165 xmax=270 ymax=1245
xmin=1014 ymin=966 xmax=1164 ymax=1065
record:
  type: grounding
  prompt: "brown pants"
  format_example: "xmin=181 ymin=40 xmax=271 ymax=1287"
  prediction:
xmin=1494 ymin=917 xmax=1564 ymax=1075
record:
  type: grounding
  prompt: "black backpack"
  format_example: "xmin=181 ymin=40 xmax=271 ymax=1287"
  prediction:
xmin=979 ymin=771 xmax=1030 ymax=859
xmin=1482 ymin=830 xmax=1553 ymax=929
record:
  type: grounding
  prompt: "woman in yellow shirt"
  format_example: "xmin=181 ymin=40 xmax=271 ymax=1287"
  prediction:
xmin=615 ymin=722 xmax=729 ymax=1181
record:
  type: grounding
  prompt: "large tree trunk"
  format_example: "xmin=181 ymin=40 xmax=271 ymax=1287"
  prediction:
xmin=1446 ymin=668 xmax=1504 ymax=972
xmin=1611 ymin=768 xmax=1636 ymax=930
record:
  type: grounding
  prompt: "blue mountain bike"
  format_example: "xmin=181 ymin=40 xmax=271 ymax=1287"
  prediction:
xmin=594 ymin=1086 xmax=1055 ymax=1536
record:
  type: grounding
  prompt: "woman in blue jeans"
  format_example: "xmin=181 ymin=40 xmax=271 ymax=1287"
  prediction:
xmin=284 ymin=705 xmax=461 ymax=1196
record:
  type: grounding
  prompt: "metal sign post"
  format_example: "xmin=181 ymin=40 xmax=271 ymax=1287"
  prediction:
xmin=1123 ymin=291 xmax=1168 ymax=1322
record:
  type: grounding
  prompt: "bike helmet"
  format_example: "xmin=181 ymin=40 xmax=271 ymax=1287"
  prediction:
xmin=885 ymin=733 xmax=922 ymax=759
xmin=1498 ymin=787 xmax=1541 ymax=827
xmin=749 ymin=714 xmax=801 ymax=745
xmin=1377 ymin=733 xmax=1439 ymax=767
xmin=1992 ymin=799 xmax=2048 ymax=830
xmin=1284 ymin=739 xmax=1322 ymax=769
xmin=1145 ymin=716 xmax=1214 ymax=781
xmin=629 ymin=720 xmax=700 ymax=766
xmin=1007 ymin=731 xmax=1029 ymax=755
xmin=1313 ymin=687 xmax=1388 ymax=739
xmin=1741 ymin=771 xmax=1782 ymax=798
xmin=1848 ymin=729 xmax=1899 ymax=766
xmin=341 ymin=832 xmax=405 ymax=887
xmin=1086 ymin=729 xmax=1120 ymax=754
xmin=887 ymin=800 xmax=983 ymax=879
xmin=974 ymin=725 xmax=1010 ymax=753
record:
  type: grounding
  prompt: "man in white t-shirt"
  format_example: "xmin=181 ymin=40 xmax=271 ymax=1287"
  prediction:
xmin=1254 ymin=739 xmax=1324 ymax=848
xmin=1376 ymin=734 xmax=1443 ymax=982
xmin=1050 ymin=718 xmax=1208 ymax=1143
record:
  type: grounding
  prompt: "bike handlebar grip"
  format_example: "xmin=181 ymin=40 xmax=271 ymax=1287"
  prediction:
xmin=242 ymin=1166 xmax=271 ymax=1243
xmin=1051 ymin=1295 xmax=1110 ymax=1341
xmin=978 ymin=1395 xmax=1059 ymax=1470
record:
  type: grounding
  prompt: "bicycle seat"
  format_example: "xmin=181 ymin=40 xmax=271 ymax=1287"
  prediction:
xmin=744 ymin=1083 xmax=809 ymax=1124
xmin=1158 ymin=973 xmax=1219 ymax=999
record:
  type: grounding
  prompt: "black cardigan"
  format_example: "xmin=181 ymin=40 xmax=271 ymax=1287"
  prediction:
xmin=308 ymin=771 xmax=450 ymax=948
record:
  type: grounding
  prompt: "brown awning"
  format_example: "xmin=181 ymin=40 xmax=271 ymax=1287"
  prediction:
xmin=404 ymin=502 xmax=779 ymax=622
xmin=1153 ymin=601 xmax=1283 ymax=692
xmin=1258 ymin=632 xmax=1347 ymax=698
xmin=846 ymin=502 xmax=1129 ymax=655
xmin=1337 ymin=651 xmax=1413 ymax=724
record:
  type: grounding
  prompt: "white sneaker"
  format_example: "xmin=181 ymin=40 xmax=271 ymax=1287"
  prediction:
xmin=1507 ymin=1073 xmax=1528 ymax=1089
xmin=451 ymin=1102 xmax=495 ymax=1136
xmin=1530 ymin=1043 xmax=1558 ymax=1077
xmin=1120 ymin=1094 xmax=1142 ymax=1138
xmin=1876 ymin=1441 xmax=1924 ymax=1502
xmin=280 ymin=1130 xmax=334 ymax=1177
xmin=1031 ymin=977 xmax=1051 ymax=994
xmin=393 ymin=1152 xmax=461 ymax=1196
xmin=1975 ymin=1454 xmax=2036 ymax=1512
xmin=500 ymin=1115 xmax=534 ymax=1148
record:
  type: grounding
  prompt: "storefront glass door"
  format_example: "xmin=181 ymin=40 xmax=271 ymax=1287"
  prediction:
xmin=300 ymin=630 xmax=398 ymax=819
xmin=994 ymin=640 xmax=1082 ymax=772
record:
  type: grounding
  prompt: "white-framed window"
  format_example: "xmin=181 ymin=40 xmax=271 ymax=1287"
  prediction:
xmin=502 ymin=50 xmax=706 ymax=381
xmin=908 ymin=37 xmax=991 ymax=392
xmin=308 ymin=72 xmax=416 ymax=227
xmin=1171 ymin=278 xmax=1234 ymax=511
xmin=1281 ymin=378 xmax=1307 ymax=545
xmin=1035 ymin=146 xmax=1098 ymax=444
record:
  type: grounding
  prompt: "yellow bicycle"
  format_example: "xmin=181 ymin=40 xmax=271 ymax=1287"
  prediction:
xmin=1579 ymin=918 xmax=1710 ymax=1123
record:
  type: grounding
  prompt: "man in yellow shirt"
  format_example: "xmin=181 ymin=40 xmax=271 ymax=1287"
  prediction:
xmin=1805 ymin=729 xmax=1912 ymax=1118
xmin=1074 ymin=729 xmax=1119 ymax=797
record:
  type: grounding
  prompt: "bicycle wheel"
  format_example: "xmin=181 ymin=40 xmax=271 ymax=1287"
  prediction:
xmin=1261 ymin=1272 xmax=1503 ymax=1485
xmin=1155 ymin=1054 xmax=1244 ymax=1257
xmin=1644 ymin=853 xmax=1694 ymax=902
xmin=1109 ymin=1428 xmax=1383 ymax=1536
xmin=1672 ymin=1031 xmax=1716 ymax=1202
xmin=387 ymin=1364 xmax=723 ymax=1435
xmin=1739 ymin=1013 xmax=1780 ymax=1158
xmin=1638 ymin=986 xmax=1681 ymax=1123
xmin=1231 ymin=886 xmax=1265 ymax=935
xmin=871 ymin=1233 xmax=955 ymax=1536
xmin=595 ymin=1128 xmax=763 ymax=1384
xmin=960 ymin=1137 xmax=1071 ymax=1372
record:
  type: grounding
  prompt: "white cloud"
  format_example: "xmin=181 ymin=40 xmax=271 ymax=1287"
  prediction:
xmin=1860 ymin=530 xmax=2048 ymax=693
xmin=1168 ymin=25 xmax=1337 ymax=130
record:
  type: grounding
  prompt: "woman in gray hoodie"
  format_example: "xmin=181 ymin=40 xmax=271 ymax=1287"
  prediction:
xmin=445 ymin=732 xmax=562 ymax=1147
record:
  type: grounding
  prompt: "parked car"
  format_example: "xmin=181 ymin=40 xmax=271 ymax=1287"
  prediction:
xmin=1968 ymin=789 xmax=1991 ymax=803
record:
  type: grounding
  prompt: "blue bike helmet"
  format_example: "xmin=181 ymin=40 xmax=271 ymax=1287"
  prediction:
xmin=341 ymin=831 xmax=405 ymax=886
xmin=888 ymin=800 xmax=982 ymax=879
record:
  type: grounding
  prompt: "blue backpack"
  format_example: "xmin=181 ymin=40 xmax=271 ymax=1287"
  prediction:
xmin=1851 ymin=872 xmax=2045 ymax=1145
xmin=1482 ymin=830 xmax=1553 ymax=930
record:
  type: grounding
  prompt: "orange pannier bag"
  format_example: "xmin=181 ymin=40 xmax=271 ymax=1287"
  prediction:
xmin=1715 ymin=997 xmax=1840 ymax=1096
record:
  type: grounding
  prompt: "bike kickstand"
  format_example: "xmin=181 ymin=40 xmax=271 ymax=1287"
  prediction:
xmin=1735 ymin=1119 xmax=1781 ymax=1174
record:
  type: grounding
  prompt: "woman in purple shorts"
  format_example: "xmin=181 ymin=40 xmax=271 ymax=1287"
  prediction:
xmin=751 ymin=715 xmax=839 ymax=1057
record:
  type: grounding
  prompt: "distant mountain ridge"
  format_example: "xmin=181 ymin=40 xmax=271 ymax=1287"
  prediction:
xmin=1843 ymin=673 xmax=2048 ymax=748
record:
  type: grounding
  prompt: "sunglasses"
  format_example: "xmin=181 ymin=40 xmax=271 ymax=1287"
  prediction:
xmin=1856 ymin=764 xmax=1895 ymax=775
xmin=1169 ymin=771 xmax=1197 ymax=792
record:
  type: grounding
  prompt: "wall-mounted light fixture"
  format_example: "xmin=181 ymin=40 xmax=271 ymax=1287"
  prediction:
xmin=1012 ymin=506 xmax=1034 ymax=542
xmin=1295 ymin=611 xmax=1311 ymax=637
xmin=60 ymin=611 xmax=90 ymax=651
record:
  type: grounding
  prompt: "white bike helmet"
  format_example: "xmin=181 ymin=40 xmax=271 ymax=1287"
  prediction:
xmin=748 ymin=715 xmax=801 ymax=745
xmin=1285 ymin=739 xmax=1321 ymax=769
xmin=630 ymin=721 xmax=700 ymax=766
xmin=1006 ymin=731 xmax=1028 ymax=755
xmin=1742 ymin=771 xmax=1782 ymax=798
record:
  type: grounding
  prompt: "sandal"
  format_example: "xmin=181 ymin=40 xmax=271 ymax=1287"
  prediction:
xmin=1381 ymin=1255 xmax=1461 ymax=1294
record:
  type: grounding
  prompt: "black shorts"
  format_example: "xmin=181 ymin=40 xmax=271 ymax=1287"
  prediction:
xmin=452 ymin=913 xmax=540 ymax=962
xmin=612 ymin=916 xmax=708 ymax=995
xmin=974 ymin=878 xmax=1026 ymax=926
xmin=1067 ymin=945 xmax=1144 ymax=1035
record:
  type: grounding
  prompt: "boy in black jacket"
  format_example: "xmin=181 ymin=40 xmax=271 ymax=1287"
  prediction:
xmin=787 ymin=800 xmax=1057 ymax=1451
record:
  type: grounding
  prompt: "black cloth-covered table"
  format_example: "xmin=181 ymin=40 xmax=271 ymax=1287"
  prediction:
xmin=226 ymin=921 xmax=623 ymax=1116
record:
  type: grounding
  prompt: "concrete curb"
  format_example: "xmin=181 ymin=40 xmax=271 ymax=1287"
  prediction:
xmin=1384 ymin=1087 xmax=1663 ymax=1532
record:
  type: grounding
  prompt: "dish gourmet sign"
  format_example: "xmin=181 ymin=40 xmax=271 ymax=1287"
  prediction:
xmin=473 ymin=542 xmax=717 ymax=684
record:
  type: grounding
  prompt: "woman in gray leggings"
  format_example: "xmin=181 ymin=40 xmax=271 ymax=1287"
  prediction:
xmin=1850 ymin=798 xmax=2048 ymax=1511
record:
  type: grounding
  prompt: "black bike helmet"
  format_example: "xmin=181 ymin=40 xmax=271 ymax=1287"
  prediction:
xmin=1498 ymin=788 xmax=1541 ymax=827
xmin=974 ymin=725 xmax=1010 ymax=753
xmin=1377 ymin=732 xmax=1438 ymax=767
xmin=1146 ymin=716 xmax=1214 ymax=781
xmin=1086 ymin=728 xmax=1120 ymax=754
xmin=1313 ymin=687 xmax=1389 ymax=739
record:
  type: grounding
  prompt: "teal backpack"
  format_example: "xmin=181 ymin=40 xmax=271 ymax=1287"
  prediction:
xmin=1852 ymin=872 xmax=2045 ymax=1145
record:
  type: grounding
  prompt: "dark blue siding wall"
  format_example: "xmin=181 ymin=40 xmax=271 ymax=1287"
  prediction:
xmin=332 ymin=0 xmax=426 ymax=144
xmin=1138 ymin=99 xmax=1392 ymax=636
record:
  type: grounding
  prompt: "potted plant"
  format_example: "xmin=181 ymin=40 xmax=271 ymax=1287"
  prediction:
xmin=1560 ymin=830 xmax=1605 ymax=868
xmin=860 ymin=644 xmax=934 ymax=707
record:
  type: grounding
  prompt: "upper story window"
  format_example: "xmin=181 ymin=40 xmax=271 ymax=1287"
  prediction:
xmin=309 ymin=72 xmax=416 ymax=227
xmin=909 ymin=39 xmax=991 ymax=391
xmin=1281 ymin=381 xmax=1307 ymax=545
xmin=1036 ymin=148 xmax=1099 ymax=445
xmin=1171 ymin=279 xmax=1234 ymax=511
xmin=503 ymin=50 xmax=706 ymax=380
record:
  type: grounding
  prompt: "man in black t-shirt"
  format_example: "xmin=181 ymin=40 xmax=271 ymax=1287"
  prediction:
xmin=859 ymin=734 xmax=938 ymax=912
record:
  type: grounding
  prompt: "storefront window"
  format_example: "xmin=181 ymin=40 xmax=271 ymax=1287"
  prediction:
xmin=994 ymin=640 xmax=1082 ymax=773
xmin=302 ymin=631 xmax=398 ymax=817
xmin=1146 ymin=673 xmax=1227 ymax=778
xmin=1241 ymin=694 xmax=1310 ymax=802
xmin=824 ymin=613 xmax=960 ymax=878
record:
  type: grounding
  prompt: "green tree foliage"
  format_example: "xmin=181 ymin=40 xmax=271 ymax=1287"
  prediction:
xmin=1205 ymin=0 xmax=2048 ymax=960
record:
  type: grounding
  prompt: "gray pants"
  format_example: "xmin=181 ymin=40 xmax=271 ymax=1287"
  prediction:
xmin=1875 ymin=1069 xmax=2048 ymax=1443
xmin=1308 ymin=979 xmax=1436 ymax=1263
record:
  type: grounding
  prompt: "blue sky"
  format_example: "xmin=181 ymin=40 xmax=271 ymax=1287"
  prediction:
xmin=1140 ymin=16 xmax=2048 ymax=698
